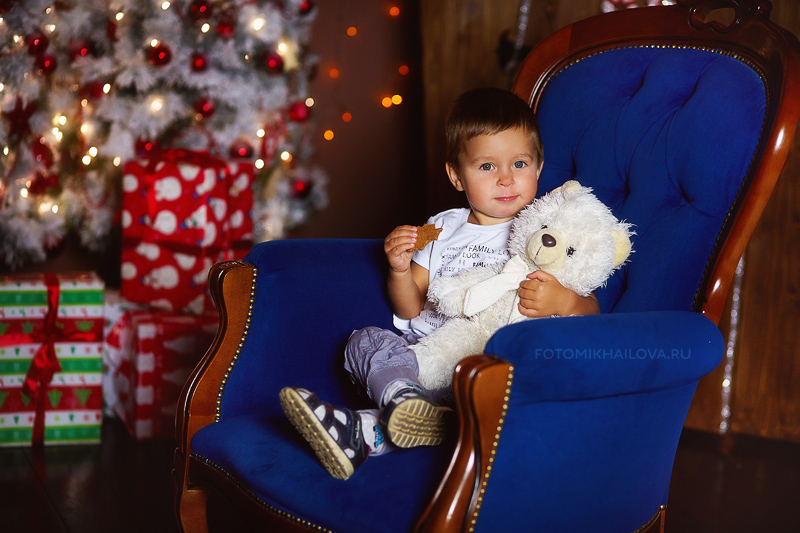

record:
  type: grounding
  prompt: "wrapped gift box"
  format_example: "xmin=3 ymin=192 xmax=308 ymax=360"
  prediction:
xmin=121 ymin=150 xmax=254 ymax=314
xmin=0 ymin=272 xmax=104 ymax=446
xmin=101 ymin=290 xmax=145 ymax=417
xmin=114 ymin=309 xmax=218 ymax=440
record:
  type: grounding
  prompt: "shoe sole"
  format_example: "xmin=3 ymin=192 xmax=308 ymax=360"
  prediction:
xmin=386 ymin=398 xmax=452 ymax=448
xmin=279 ymin=388 xmax=355 ymax=480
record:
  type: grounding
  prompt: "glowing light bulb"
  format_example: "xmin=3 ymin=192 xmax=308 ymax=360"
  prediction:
xmin=381 ymin=97 xmax=393 ymax=108
xmin=389 ymin=6 xmax=401 ymax=16
xmin=0 ymin=83 xmax=4 ymax=91
xmin=255 ymin=159 xmax=265 ymax=169
xmin=347 ymin=27 xmax=357 ymax=37
xmin=81 ymin=99 xmax=88 ymax=108
xmin=89 ymin=146 xmax=98 ymax=157
xmin=2 ymin=146 xmax=8 ymax=155
xmin=342 ymin=112 xmax=352 ymax=123
xmin=150 ymin=39 xmax=159 ymax=47
xmin=253 ymin=18 xmax=265 ymax=31
xmin=82 ymin=155 xmax=92 ymax=165
xmin=20 ymin=188 xmax=28 ymax=198
xmin=80 ymin=124 xmax=89 ymax=134
xmin=305 ymin=98 xmax=314 ymax=107
xmin=277 ymin=40 xmax=288 ymax=53
xmin=113 ymin=157 xmax=121 ymax=166
xmin=399 ymin=65 xmax=410 ymax=75
xmin=116 ymin=12 xmax=124 ymax=21
xmin=52 ymin=204 xmax=58 ymax=214
xmin=392 ymin=94 xmax=403 ymax=105
xmin=103 ymin=83 xmax=111 ymax=94
xmin=323 ymin=130 xmax=334 ymax=141
xmin=257 ymin=129 xmax=266 ymax=138
xmin=280 ymin=151 xmax=292 ymax=162
xmin=46 ymin=24 xmax=55 ymax=32
xmin=150 ymin=97 xmax=164 ymax=112
xmin=58 ymin=115 xmax=67 ymax=125
xmin=201 ymin=23 xmax=210 ymax=33
xmin=161 ymin=1 xmax=170 ymax=9
xmin=13 ymin=35 xmax=20 ymax=43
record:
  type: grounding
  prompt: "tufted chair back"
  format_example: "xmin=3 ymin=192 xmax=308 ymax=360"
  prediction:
xmin=513 ymin=0 xmax=800 ymax=325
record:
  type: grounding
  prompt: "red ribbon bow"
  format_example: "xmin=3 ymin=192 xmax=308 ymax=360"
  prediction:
xmin=22 ymin=273 xmax=63 ymax=447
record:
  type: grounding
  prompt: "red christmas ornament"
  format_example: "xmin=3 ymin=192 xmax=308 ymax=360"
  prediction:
xmin=299 ymin=0 xmax=315 ymax=15
xmin=288 ymin=101 xmax=311 ymax=122
xmin=80 ymin=81 xmax=107 ymax=100
xmin=217 ymin=16 xmax=236 ymax=39
xmin=68 ymin=39 xmax=95 ymax=61
xmin=135 ymin=138 xmax=161 ymax=158
xmin=149 ymin=43 xmax=172 ymax=66
xmin=106 ymin=20 xmax=118 ymax=42
xmin=26 ymin=29 xmax=49 ymax=56
xmin=31 ymin=139 xmax=54 ymax=168
xmin=263 ymin=51 xmax=284 ymax=74
xmin=28 ymin=169 xmax=60 ymax=195
xmin=291 ymin=179 xmax=312 ymax=199
xmin=229 ymin=139 xmax=253 ymax=159
xmin=188 ymin=0 xmax=214 ymax=21
xmin=191 ymin=51 xmax=209 ymax=72
xmin=194 ymin=97 xmax=216 ymax=118
xmin=36 ymin=53 xmax=58 ymax=75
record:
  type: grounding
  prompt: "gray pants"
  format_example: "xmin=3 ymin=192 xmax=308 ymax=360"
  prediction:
xmin=343 ymin=327 xmax=424 ymax=408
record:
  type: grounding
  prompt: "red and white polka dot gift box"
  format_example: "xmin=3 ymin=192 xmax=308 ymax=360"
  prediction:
xmin=120 ymin=150 xmax=254 ymax=314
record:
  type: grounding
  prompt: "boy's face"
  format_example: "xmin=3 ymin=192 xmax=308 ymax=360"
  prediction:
xmin=446 ymin=127 xmax=542 ymax=225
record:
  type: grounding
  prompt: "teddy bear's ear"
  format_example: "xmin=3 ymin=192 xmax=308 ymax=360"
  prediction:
xmin=612 ymin=229 xmax=632 ymax=267
xmin=559 ymin=180 xmax=582 ymax=194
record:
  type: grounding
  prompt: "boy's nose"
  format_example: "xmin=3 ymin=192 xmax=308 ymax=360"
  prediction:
xmin=498 ymin=170 xmax=514 ymax=186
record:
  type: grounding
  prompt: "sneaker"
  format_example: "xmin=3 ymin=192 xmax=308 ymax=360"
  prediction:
xmin=379 ymin=386 xmax=453 ymax=448
xmin=279 ymin=387 xmax=369 ymax=480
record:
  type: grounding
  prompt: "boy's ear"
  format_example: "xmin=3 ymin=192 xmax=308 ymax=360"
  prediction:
xmin=446 ymin=163 xmax=464 ymax=191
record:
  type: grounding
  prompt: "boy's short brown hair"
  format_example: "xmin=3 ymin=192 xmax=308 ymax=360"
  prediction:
xmin=445 ymin=87 xmax=543 ymax=171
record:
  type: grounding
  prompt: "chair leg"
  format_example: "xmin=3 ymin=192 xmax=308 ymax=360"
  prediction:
xmin=174 ymin=482 xmax=210 ymax=533
xmin=172 ymin=453 xmax=210 ymax=533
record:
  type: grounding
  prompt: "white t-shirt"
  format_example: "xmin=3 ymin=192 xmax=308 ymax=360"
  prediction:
xmin=393 ymin=208 xmax=512 ymax=336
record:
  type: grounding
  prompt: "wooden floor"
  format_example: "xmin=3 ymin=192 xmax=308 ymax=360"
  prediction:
xmin=2 ymin=417 xmax=799 ymax=532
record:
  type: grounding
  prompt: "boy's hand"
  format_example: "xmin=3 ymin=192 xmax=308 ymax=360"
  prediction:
xmin=384 ymin=225 xmax=418 ymax=274
xmin=517 ymin=271 xmax=599 ymax=317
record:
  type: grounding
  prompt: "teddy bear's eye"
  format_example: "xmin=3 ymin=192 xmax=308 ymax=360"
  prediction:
xmin=566 ymin=246 xmax=575 ymax=257
xmin=541 ymin=224 xmax=548 ymax=229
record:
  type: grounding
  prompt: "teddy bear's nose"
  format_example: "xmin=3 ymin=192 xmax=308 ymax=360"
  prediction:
xmin=542 ymin=233 xmax=557 ymax=247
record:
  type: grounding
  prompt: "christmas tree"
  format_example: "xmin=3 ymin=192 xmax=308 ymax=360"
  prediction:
xmin=0 ymin=0 xmax=327 ymax=269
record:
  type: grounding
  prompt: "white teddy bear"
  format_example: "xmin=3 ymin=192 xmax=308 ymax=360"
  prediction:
xmin=414 ymin=180 xmax=634 ymax=390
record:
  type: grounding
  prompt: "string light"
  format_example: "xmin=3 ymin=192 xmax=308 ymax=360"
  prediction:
xmin=20 ymin=188 xmax=28 ymax=198
xmin=381 ymin=97 xmax=392 ymax=108
xmin=116 ymin=12 xmax=125 ymax=21
xmin=150 ymin=96 xmax=164 ymax=112
xmin=113 ymin=157 xmax=122 ymax=166
xmin=323 ymin=130 xmax=334 ymax=140
xmin=255 ymin=159 xmax=265 ymax=169
xmin=201 ymin=23 xmax=210 ymax=33
xmin=88 ymin=146 xmax=98 ymax=157
xmin=80 ymin=123 xmax=90 ymax=134
xmin=103 ymin=83 xmax=111 ymax=94
xmin=347 ymin=27 xmax=357 ymax=37
xmin=82 ymin=155 xmax=92 ymax=165
xmin=253 ymin=18 xmax=266 ymax=31
xmin=341 ymin=112 xmax=352 ymax=122
xmin=257 ymin=128 xmax=266 ymax=138
xmin=52 ymin=204 xmax=58 ymax=214
xmin=150 ymin=39 xmax=159 ymax=47
xmin=46 ymin=25 xmax=56 ymax=32
xmin=3 ymin=146 xmax=8 ymax=155
xmin=305 ymin=98 xmax=315 ymax=107
xmin=280 ymin=151 xmax=292 ymax=162
xmin=328 ymin=68 xmax=340 ymax=79
xmin=161 ymin=1 xmax=171 ymax=10
xmin=389 ymin=6 xmax=401 ymax=16
xmin=398 ymin=65 xmax=409 ymax=75
xmin=392 ymin=94 xmax=403 ymax=105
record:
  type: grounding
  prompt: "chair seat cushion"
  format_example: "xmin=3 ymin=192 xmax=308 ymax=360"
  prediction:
xmin=191 ymin=413 xmax=455 ymax=532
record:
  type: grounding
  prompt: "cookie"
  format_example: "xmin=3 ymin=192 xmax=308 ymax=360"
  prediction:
xmin=412 ymin=224 xmax=443 ymax=251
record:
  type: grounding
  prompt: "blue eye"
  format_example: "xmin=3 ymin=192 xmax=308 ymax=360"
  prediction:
xmin=480 ymin=163 xmax=495 ymax=171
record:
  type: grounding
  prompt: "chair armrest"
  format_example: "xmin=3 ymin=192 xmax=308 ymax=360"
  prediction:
xmin=486 ymin=310 xmax=724 ymax=401
xmin=417 ymin=310 xmax=723 ymax=532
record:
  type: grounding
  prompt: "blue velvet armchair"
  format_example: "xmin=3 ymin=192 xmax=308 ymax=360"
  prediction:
xmin=173 ymin=2 xmax=800 ymax=532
